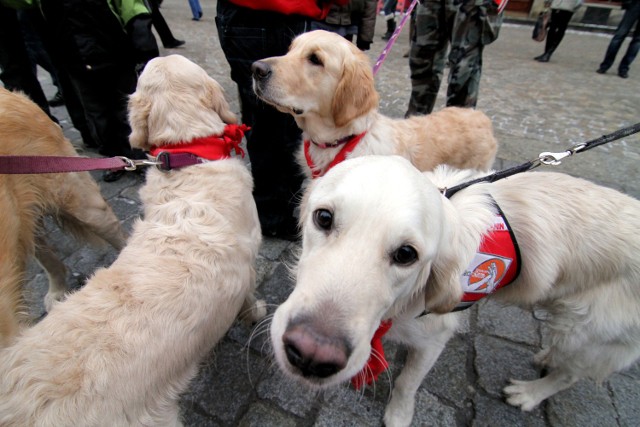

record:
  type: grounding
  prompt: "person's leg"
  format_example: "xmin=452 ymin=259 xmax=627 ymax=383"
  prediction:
xmin=536 ymin=9 xmax=571 ymax=61
xmin=69 ymin=63 xmax=139 ymax=181
xmin=382 ymin=0 xmax=398 ymax=40
xmin=617 ymin=5 xmax=640 ymax=76
xmin=188 ymin=0 xmax=202 ymax=20
xmin=0 ymin=5 xmax=55 ymax=121
xmin=216 ymin=1 xmax=306 ymax=239
xmin=406 ymin=0 xmax=448 ymax=116
xmin=598 ymin=3 xmax=639 ymax=72
xmin=445 ymin=0 xmax=485 ymax=108
xmin=148 ymin=0 xmax=184 ymax=47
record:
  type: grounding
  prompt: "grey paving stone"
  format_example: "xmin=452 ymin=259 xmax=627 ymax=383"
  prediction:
xmin=237 ymin=401 xmax=299 ymax=427
xmin=474 ymin=335 xmax=539 ymax=398
xmin=477 ymin=299 xmax=540 ymax=346
xmin=546 ymin=379 xmax=617 ymax=427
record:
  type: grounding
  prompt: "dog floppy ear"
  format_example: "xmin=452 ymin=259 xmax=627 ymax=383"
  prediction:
xmin=331 ymin=53 xmax=379 ymax=128
xmin=422 ymin=202 xmax=464 ymax=314
xmin=128 ymin=92 xmax=153 ymax=151
xmin=204 ymin=77 xmax=237 ymax=125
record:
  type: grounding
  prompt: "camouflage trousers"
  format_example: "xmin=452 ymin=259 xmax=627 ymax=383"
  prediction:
xmin=406 ymin=0 xmax=502 ymax=116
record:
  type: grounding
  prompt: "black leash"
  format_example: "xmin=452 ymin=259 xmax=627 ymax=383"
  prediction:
xmin=442 ymin=122 xmax=640 ymax=199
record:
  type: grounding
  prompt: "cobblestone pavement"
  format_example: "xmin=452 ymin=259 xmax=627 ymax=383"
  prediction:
xmin=23 ymin=1 xmax=639 ymax=425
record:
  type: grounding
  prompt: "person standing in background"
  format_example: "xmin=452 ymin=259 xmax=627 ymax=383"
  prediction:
xmin=596 ymin=0 xmax=640 ymax=78
xmin=12 ymin=0 xmax=160 ymax=181
xmin=215 ymin=0 xmax=346 ymax=240
xmin=311 ymin=0 xmax=377 ymax=51
xmin=148 ymin=0 xmax=186 ymax=48
xmin=381 ymin=0 xmax=398 ymax=40
xmin=406 ymin=0 xmax=504 ymax=116
xmin=188 ymin=0 xmax=203 ymax=20
xmin=534 ymin=0 xmax=582 ymax=62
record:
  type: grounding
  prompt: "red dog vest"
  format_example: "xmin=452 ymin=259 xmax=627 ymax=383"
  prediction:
xmin=454 ymin=208 xmax=521 ymax=311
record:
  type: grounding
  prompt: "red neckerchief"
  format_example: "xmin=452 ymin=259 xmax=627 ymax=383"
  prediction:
xmin=351 ymin=319 xmax=392 ymax=389
xmin=149 ymin=124 xmax=249 ymax=160
xmin=304 ymin=131 xmax=367 ymax=179
xmin=454 ymin=206 xmax=521 ymax=311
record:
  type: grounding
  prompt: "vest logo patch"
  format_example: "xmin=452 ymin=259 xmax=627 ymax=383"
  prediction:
xmin=462 ymin=253 xmax=512 ymax=294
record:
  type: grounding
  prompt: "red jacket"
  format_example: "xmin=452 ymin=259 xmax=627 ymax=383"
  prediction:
xmin=227 ymin=0 xmax=348 ymax=20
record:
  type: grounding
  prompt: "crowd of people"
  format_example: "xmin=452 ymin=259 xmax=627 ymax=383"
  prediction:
xmin=0 ymin=0 xmax=637 ymax=240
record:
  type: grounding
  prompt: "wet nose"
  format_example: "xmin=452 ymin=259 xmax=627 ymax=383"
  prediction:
xmin=282 ymin=323 xmax=349 ymax=379
xmin=251 ymin=61 xmax=272 ymax=80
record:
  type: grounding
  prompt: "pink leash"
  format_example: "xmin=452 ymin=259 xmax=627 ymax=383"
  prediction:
xmin=372 ymin=0 xmax=420 ymax=76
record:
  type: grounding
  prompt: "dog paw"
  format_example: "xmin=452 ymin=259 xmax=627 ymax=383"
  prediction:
xmin=533 ymin=348 xmax=551 ymax=367
xmin=504 ymin=379 xmax=540 ymax=411
xmin=44 ymin=289 xmax=67 ymax=312
xmin=384 ymin=394 xmax=414 ymax=427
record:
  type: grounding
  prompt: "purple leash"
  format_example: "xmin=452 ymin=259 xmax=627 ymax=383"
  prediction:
xmin=0 ymin=152 xmax=205 ymax=174
xmin=372 ymin=0 xmax=420 ymax=76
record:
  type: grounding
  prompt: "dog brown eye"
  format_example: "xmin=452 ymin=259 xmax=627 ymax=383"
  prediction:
xmin=308 ymin=53 xmax=323 ymax=66
xmin=392 ymin=245 xmax=418 ymax=266
xmin=313 ymin=209 xmax=333 ymax=230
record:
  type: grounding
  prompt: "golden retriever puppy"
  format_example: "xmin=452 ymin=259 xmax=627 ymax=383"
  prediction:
xmin=252 ymin=30 xmax=497 ymax=178
xmin=0 ymin=88 xmax=126 ymax=347
xmin=270 ymin=155 xmax=640 ymax=426
xmin=0 ymin=55 xmax=266 ymax=425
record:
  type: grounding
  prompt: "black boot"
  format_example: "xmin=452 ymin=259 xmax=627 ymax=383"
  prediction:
xmin=534 ymin=52 xmax=552 ymax=62
xmin=382 ymin=17 xmax=396 ymax=41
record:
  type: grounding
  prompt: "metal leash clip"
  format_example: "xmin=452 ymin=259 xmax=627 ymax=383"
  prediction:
xmin=538 ymin=142 xmax=588 ymax=166
xmin=117 ymin=156 xmax=163 ymax=171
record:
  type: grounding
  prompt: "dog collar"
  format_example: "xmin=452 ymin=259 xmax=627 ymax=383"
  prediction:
xmin=304 ymin=131 xmax=367 ymax=178
xmin=453 ymin=203 xmax=521 ymax=311
xmin=148 ymin=124 xmax=249 ymax=165
xmin=351 ymin=319 xmax=392 ymax=389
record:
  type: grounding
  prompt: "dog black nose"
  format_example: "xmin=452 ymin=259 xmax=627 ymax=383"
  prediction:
xmin=283 ymin=324 xmax=349 ymax=378
xmin=251 ymin=61 xmax=271 ymax=80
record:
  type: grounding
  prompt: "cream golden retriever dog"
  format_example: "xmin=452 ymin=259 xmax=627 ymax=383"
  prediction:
xmin=252 ymin=30 xmax=497 ymax=178
xmin=0 ymin=87 xmax=126 ymax=347
xmin=0 ymin=55 xmax=266 ymax=425
xmin=270 ymin=155 xmax=640 ymax=426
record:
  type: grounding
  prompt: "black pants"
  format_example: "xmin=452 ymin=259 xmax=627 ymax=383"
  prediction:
xmin=544 ymin=9 xmax=573 ymax=55
xmin=216 ymin=0 xmax=306 ymax=238
xmin=0 ymin=5 xmax=54 ymax=121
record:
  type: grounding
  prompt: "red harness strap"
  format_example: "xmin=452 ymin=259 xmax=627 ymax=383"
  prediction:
xmin=149 ymin=124 xmax=249 ymax=161
xmin=304 ymin=131 xmax=367 ymax=178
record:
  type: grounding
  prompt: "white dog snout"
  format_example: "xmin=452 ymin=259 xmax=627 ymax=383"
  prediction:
xmin=282 ymin=318 xmax=351 ymax=379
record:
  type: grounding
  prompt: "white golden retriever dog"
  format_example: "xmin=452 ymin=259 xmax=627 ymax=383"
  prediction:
xmin=270 ymin=155 xmax=640 ymax=426
xmin=252 ymin=30 xmax=497 ymax=178
xmin=0 ymin=55 xmax=266 ymax=426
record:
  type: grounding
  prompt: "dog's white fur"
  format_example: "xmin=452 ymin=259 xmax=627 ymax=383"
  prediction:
xmin=270 ymin=155 xmax=640 ymax=426
xmin=252 ymin=30 xmax=498 ymax=177
xmin=0 ymin=55 xmax=266 ymax=425
xmin=0 ymin=88 xmax=126 ymax=347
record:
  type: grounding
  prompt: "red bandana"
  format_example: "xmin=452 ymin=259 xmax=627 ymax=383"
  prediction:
xmin=351 ymin=319 xmax=393 ymax=389
xmin=149 ymin=124 xmax=249 ymax=160
xmin=304 ymin=132 xmax=367 ymax=179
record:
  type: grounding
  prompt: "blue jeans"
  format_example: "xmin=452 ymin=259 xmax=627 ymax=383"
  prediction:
xmin=188 ymin=0 xmax=202 ymax=19
xmin=215 ymin=0 xmax=307 ymax=238
xmin=600 ymin=0 xmax=640 ymax=73
xmin=383 ymin=0 xmax=398 ymax=16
